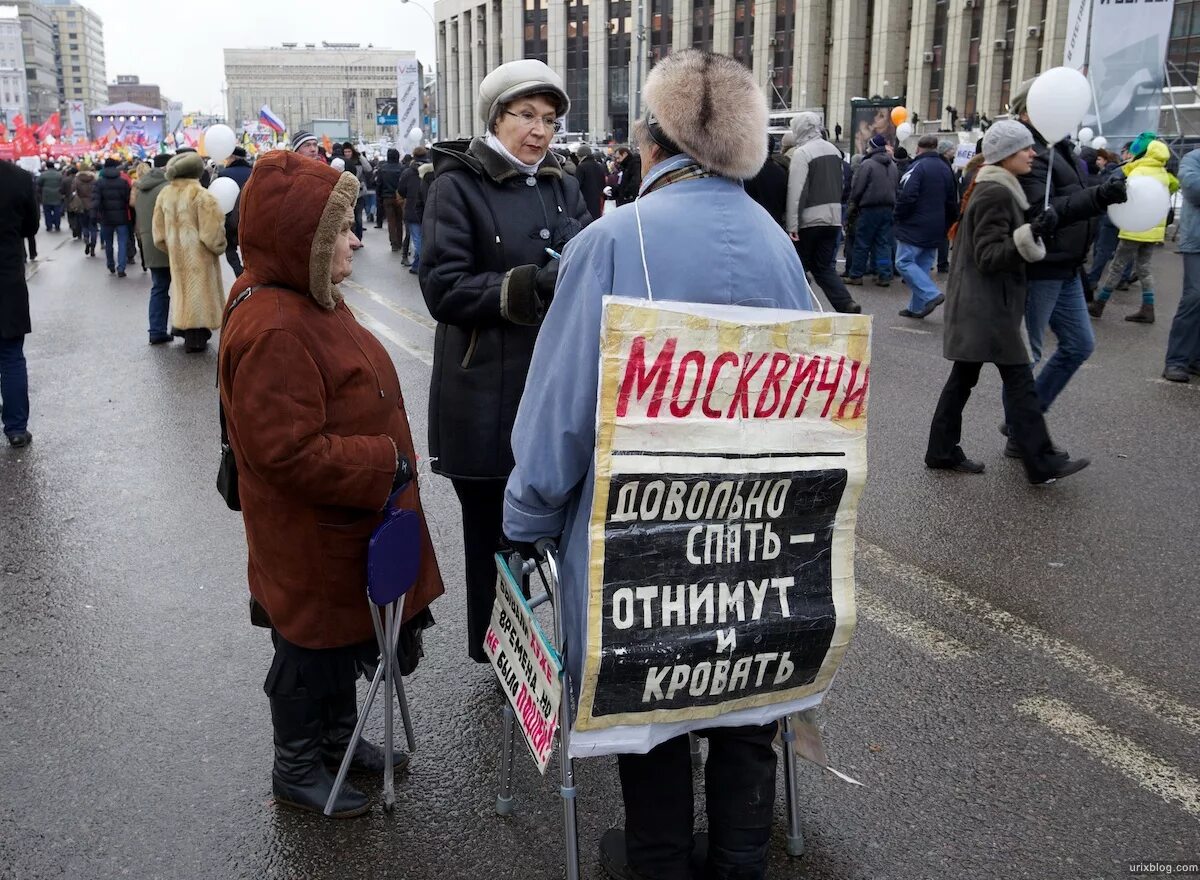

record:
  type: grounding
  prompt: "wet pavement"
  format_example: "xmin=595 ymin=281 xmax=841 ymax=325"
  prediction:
xmin=2 ymin=226 xmax=1197 ymax=880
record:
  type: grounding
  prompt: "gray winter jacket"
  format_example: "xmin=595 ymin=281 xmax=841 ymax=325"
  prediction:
xmin=785 ymin=112 xmax=845 ymax=232
xmin=849 ymin=148 xmax=899 ymax=211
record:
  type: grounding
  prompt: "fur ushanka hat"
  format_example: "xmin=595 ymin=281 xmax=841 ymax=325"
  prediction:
xmin=642 ymin=50 xmax=768 ymax=179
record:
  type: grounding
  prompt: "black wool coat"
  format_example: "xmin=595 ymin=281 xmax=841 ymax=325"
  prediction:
xmin=943 ymin=165 xmax=1046 ymax=366
xmin=419 ymin=138 xmax=592 ymax=480
xmin=0 ymin=162 xmax=39 ymax=338
xmin=575 ymin=155 xmax=607 ymax=220
xmin=92 ymin=167 xmax=131 ymax=227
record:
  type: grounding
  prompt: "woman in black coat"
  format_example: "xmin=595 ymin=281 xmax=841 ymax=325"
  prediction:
xmin=419 ymin=59 xmax=591 ymax=662
xmin=926 ymin=121 xmax=1089 ymax=485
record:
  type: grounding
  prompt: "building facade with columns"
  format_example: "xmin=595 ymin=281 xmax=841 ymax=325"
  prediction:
xmin=433 ymin=0 xmax=1081 ymax=142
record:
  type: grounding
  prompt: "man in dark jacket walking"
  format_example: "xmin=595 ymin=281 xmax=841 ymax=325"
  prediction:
xmin=93 ymin=158 xmax=132 ymax=276
xmin=218 ymin=147 xmax=253 ymax=276
xmin=847 ymin=133 xmax=899 ymax=285
xmin=403 ymin=146 xmax=430 ymax=273
xmin=375 ymin=148 xmax=406 ymax=252
xmin=613 ymin=145 xmax=641 ymax=206
xmin=1005 ymin=81 xmax=1127 ymax=427
xmin=1 ymin=159 xmax=40 ymax=446
xmin=785 ymin=112 xmax=860 ymax=312
xmin=575 ymin=145 xmax=607 ymax=219
xmin=895 ymin=135 xmax=959 ymax=319
xmin=134 ymin=154 xmax=174 ymax=344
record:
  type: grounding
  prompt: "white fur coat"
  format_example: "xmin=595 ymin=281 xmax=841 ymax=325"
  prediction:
xmin=153 ymin=180 xmax=227 ymax=330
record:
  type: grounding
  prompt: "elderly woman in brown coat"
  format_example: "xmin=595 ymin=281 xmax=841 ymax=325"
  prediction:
xmin=152 ymin=150 xmax=226 ymax=352
xmin=925 ymin=120 xmax=1089 ymax=485
xmin=218 ymin=151 xmax=444 ymax=818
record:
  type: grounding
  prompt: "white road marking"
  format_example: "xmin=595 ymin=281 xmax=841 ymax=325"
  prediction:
xmin=343 ymin=278 xmax=437 ymax=331
xmin=856 ymin=590 xmax=977 ymax=661
xmin=346 ymin=304 xmax=433 ymax=366
xmin=1149 ymin=378 xmax=1200 ymax=392
xmin=1015 ymin=696 xmax=1200 ymax=820
xmin=887 ymin=325 xmax=933 ymax=335
xmin=860 ymin=542 xmax=1200 ymax=737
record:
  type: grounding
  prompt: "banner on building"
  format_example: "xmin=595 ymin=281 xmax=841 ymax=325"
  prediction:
xmin=572 ymin=298 xmax=868 ymax=736
xmin=67 ymin=101 xmax=88 ymax=140
xmin=396 ymin=60 xmax=421 ymax=135
xmin=1063 ymin=0 xmax=1093 ymax=71
xmin=376 ymin=96 xmax=398 ymax=126
xmin=1085 ymin=0 xmax=1175 ymax=140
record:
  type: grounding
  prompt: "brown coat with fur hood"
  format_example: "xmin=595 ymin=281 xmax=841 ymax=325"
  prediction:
xmin=218 ymin=151 xmax=443 ymax=649
xmin=153 ymin=152 xmax=227 ymax=330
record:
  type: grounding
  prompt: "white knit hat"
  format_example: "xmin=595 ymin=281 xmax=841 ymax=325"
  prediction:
xmin=982 ymin=120 xmax=1035 ymax=164
xmin=477 ymin=60 xmax=570 ymax=131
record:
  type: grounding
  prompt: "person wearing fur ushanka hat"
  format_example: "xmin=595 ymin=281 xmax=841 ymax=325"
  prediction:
xmin=926 ymin=119 xmax=1090 ymax=485
xmin=151 ymin=151 xmax=226 ymax=352
xmin=420 ymin=57 xmax=590 ymax=666
xmin=501 ymin=50 xmax=814 ymax=880
xmin=218 ymin=150 xmax=444 ymax=819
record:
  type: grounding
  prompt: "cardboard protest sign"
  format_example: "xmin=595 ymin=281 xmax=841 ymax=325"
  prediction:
xmin=573 ymin=298 xmax=869 ymax=733
xmin=953 ymin=143 xmax=976 ymax=169
xmin=485 ymin=554 xmax=563 ymax=773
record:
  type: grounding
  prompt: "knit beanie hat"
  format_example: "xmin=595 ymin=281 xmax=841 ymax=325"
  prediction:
xmin=642 ymin=50 xmax=768 ymax=179
xmin=1008 ymin=78 xmax=1035 ymax=116
xmin=937 ymin=139 xmax=956 ymax=155
xmin=869 ymin=133 xmax=887 ymax=150
xmin=477 ymin=59 xmax=569 ymax=131
xmin=1129 ymin=131 xmax=1157 ymax=158
xmin=387 ymin=148 xmax=400 ymax=162
xmin=982 ymin=119 xmax=1035 ymax=164
xmin=152 ymin=152 xmax=171 ymax=168
xmin=290 ymin=130 xmax=318 ymax=151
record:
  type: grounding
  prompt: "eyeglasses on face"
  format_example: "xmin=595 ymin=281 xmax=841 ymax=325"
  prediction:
xmin=504 ymin=110 xmax=563 ymax=133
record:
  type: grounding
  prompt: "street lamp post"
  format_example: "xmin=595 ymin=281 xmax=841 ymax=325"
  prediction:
xmin=400 ymin=0 xmax=438 ymax=139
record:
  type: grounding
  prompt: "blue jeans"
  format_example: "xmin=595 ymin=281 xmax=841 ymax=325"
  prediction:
xmin=1025 ymin=275 xmax=1095 ymax=411
xmin=850 ymin=206 xmax=893 ymax=281
xmin=0 ymin=335 xmax=29 ymax=436
xmin=42 ymin=204 xmax=62 ymax=231
xmin=149 ymin=267 xmax=172 ymax=340
xmin=896 ymin=242 xmax=942 ymax=311
xmin=101 ymin=223 xmax=129 ymax=272
xmin=1166 ymin=253 xmax=1200 ymax=370
xmin=81 ymin=216 xmax=97 ymax=247
xmin=407 ymin=221 xmax=423 ymax=271
xmin=365 ymin=192 xmax=377 ymax=218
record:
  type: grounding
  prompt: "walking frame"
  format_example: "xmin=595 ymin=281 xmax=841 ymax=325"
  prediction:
xmin=494 ymin=543 xmax=805 ymax=880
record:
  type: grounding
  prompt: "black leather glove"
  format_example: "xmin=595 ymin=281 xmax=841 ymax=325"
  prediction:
xmin=1030 ymin=206 xmax=1059 ymax=239
xmin=1098 ymin=174 xmax=1128 ymax=206
xmin=534 ymin=258 xmax=559 ymax=300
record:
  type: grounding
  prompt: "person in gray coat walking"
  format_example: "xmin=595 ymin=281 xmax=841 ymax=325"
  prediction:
xmin=926 ymin=121 xmax=1089 ymax=485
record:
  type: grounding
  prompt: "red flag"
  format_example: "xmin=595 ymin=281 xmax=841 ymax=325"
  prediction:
xmin=12 ymin=113 xmax=25 ymax=131
xmin=36 ymin=112 xmax=61 ymax=139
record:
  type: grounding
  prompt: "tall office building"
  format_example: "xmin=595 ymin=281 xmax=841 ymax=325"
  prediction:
xmin=44 ymin=0 xmax=106 ymax=113
xmin=224 ymin=43 xmax=421 ymax=141
xmin=107 ymin=74 xmax=170 ymax=111
xmin=434 ymin=0 xmax=1200 ymax=143
xmin=15 ymin=0 xmax=55 ymax=123
xmin=0 ymin=5 xmax=28 ymax=129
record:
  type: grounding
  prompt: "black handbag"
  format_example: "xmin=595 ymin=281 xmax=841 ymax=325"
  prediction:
xmin=216 ymin=287 xmax=258 ymax=511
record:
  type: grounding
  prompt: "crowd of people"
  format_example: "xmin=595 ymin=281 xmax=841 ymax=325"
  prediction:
xmin=3 ymin=47 xmax=1200 ymax=880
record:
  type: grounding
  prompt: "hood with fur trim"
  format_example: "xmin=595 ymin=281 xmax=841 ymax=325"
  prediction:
xmin=643 ymin=50 xmax=767 ymax=179
xmin=234 ymin=151 xmax=361 ymax=310
xmin=166 ymin=151 xmax=206 ymax=181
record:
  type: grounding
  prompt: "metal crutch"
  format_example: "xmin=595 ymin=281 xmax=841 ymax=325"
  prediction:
xmin=779 ymin=715 xmax=805 ymax=857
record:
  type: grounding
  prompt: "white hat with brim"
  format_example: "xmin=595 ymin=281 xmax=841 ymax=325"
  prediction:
xmin=477 ymin=60 xmax=570 ymax=131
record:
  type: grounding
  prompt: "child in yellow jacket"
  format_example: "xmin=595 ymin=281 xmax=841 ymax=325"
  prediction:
xmin=1089 ymin=136 xmax=1179 ymax=323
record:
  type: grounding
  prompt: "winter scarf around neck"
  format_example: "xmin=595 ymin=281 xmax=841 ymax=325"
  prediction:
xmin=638 ymin=153 xmax=714 ymax=198
xmin=486 ymin=132 xmax=542 ymax=176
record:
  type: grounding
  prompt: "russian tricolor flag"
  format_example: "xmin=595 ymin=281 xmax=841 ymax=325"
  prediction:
xmin=259 ymin=105 xmax=286 ymax=133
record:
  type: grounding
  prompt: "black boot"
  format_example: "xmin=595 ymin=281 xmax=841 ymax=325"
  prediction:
xmin=321 ymin=688 xmax=411 ymax=775
xmin=270 ymin=694 xmax=369 ymax=818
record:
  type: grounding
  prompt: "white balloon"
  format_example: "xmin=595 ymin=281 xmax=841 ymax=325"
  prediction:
xmin=1077 ymin=126 xmax=1094 ymax=145
xmin=330 ymin=157 xmax=346 ymax=171
xmin=1026 ymin=67 xmax=1092 ymax=145
xmin=1107 ymin=176 xmax=1170 ymax=233
xmin=208 ymin=177 xmax=240 ymax=214
xmin=204 ymin=124 xmax=237 ymax=162
xmin=895 ymin=122 xmax=913 ymax=141
xmin=407 ymin=126 xmax=423 ymax=147
xmin=1092 ymin=136 xmax=1108 ymax=151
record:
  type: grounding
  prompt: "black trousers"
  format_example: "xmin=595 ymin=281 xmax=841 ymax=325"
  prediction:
xmin=451 ymin=477 xmax=508 ymax=663
xmin=225 ymin=238 xmax=243 ymax=277
xmin=926 ymin=361 xmax=1058 ymax=482
xmin=617 ymin=723 xmax=778 ymax=880
xmin=795 ymin=226 xmax=856 ymax=311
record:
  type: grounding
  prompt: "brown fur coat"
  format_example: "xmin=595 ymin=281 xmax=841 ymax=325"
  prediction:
xmin=153 ymin=152 xmax=227 ymax=330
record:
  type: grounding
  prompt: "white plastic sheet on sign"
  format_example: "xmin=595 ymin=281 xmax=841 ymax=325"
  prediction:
xmin=1108 ymin=176 xmax=1170 ymax=233
xmin=568 ymin=297 xmax=870 ymax=758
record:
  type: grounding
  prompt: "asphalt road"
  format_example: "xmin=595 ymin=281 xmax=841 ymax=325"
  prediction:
xmin=1 ymin=225 xmax=1196 ymax=880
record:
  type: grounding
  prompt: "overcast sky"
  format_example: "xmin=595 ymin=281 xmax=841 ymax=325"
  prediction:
xmin=84 ymin=0 xmax=438 ymax=115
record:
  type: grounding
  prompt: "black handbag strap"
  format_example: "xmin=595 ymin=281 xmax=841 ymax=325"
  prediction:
xmin=217 ymin=286 xmax=259 ymax=444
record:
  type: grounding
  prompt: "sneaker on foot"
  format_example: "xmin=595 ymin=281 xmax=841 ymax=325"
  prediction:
xmin=898 ymin=308 xmax=922 ymax=319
